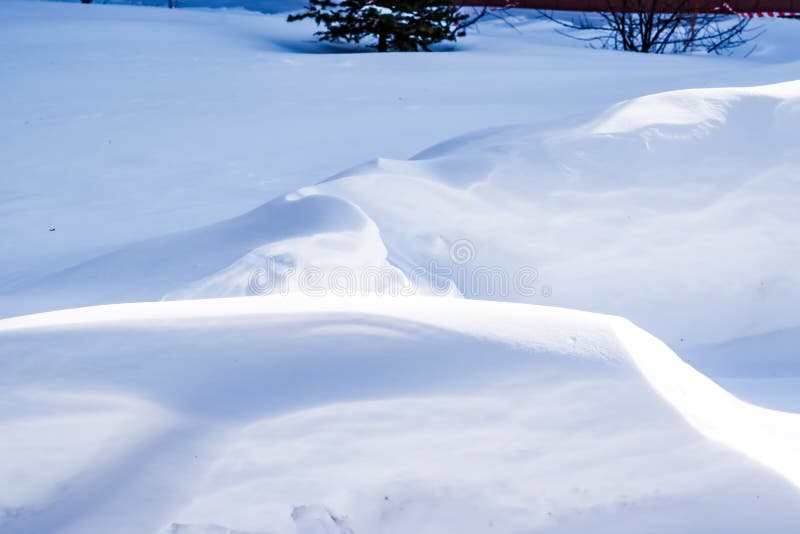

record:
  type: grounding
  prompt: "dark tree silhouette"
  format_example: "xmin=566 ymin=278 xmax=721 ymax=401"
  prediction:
xmin=288 ymin=0 xmax=501 ymax=52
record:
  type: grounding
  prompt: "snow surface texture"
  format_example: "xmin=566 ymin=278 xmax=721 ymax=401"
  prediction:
xmin=2 ymin=297 xmax=800 ymax=533
xmin=2 ymin=1 xmax=800 ymax=532
xmin=2 ymin=0 xmax=800 ymax=310
xmin=5 ymin=78 xmax=799 ymax=346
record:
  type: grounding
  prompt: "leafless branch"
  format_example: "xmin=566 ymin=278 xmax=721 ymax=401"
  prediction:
xmin=538 ymin=2 xmax=757 ymax=54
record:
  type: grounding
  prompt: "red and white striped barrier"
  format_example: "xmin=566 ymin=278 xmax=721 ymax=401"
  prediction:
xmin=721 ymin=2 xmax=800 ymax=17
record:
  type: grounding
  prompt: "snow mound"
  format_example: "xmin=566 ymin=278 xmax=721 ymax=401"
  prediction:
xmin=163 ymin=204 xmax=420 ymax=301
xmin=1 ymin=296 xmax=800 ymax=532
xmin=584 ymin=81 xmax=800 ymax=135
xmin=8 ymin=194 xmax=385 ymax=305
xmin=9 ymin=81 xmax=799 ymax=346
xmin=3 ymin=3 xmax=799 ymax=531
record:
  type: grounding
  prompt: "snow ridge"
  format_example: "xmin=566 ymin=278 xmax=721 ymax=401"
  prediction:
xmin=1 ymin=296 xmax=800 ymax=532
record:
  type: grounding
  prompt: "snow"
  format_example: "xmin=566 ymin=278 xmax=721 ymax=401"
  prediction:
xmin=2 ymin=296 xmax=800 ymax=533
xmin=2 ymin=1 xmax=798 ymax=296
xmin=683 ymin=327 xmax=800 ymax=412
xmin=1 ymin=0 xmax=800 ymax=532
xmin=6 ymin=75 xmax=799 ymax=344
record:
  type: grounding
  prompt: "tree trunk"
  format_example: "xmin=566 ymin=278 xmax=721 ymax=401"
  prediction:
xmin=378 ymin=21 xmax=389 ymax=52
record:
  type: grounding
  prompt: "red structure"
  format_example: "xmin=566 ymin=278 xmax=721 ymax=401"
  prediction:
xmin=459 ymin=0 xmax=800 ymax=14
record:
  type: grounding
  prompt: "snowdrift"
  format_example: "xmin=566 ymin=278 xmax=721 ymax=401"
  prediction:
xmin=8 ymin=81 xmax=800 ymax=346
xmin=2 ymin=4 xmax=799 ymax=530
xmin=1 ymin=296 xmax=800 ymax=533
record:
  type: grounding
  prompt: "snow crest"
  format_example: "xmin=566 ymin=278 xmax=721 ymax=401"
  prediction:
xmin=2 ymin=296 xmax=800 ymax=532
xmin=8 ymin=81 xmax=799 ymax=345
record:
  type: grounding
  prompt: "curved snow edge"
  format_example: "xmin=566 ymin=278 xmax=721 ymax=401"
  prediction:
xmin=612 ymin=317 xmax=800 ymax=490
xmin=2 ymin=295 xmax=799 ymax=490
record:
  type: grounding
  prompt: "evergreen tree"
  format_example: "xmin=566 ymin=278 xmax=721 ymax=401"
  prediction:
xmin=288 ymin=0 xmax=473 ymax=52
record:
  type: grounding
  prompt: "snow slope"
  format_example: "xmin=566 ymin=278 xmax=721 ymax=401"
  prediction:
xmin=2 ymin=1 xmax=800 ymax=532
xmin=2 ymin=0 xmax=800 ymax=299
xmin=2 ymin=296 xmax=800 ymax=533
xmin=6 ymin=79 xmax=799 ymax=347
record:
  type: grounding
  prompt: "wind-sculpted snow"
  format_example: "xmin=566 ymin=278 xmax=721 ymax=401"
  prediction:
xmin=5 ymin=194 xmax=382 ymax=309
xmin=7 ymin=82 xmax=799 ymax=348
xmin=2 ymin=3 xmax=800 ymax=532
xmin=1 ymin=296 xmax=800 ymax=533
xmin=304 ymin=81 xmax=800 ymax=346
